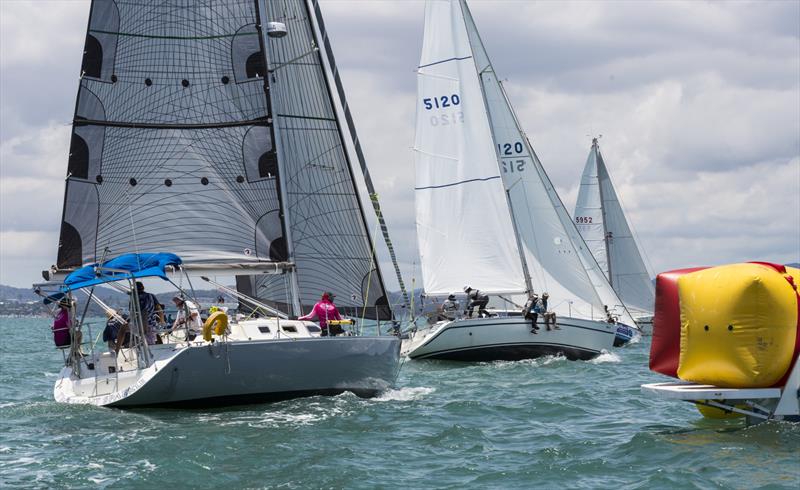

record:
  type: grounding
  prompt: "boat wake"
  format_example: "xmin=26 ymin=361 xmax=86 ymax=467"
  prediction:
xmin=589 ymin=350 xmax=622 ymax=364
xmin=488 ymin=355 xmax=568 ymax=369
xmin=373 ymin=387 xmax=435 ymax=402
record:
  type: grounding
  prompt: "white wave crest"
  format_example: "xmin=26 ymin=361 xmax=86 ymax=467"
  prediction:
xmin=374 ymin=386 xmax=435 ymax=402
xmin=589 ymin=350 xmax=622 ymax=364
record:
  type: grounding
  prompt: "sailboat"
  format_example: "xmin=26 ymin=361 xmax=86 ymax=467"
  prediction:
xmin=402 ymin=0 xmax=636 ymax=361
xmin=574 ymin=138 xmax=655 ymax=331
xmin=37 ymin=0 xmax=403 ymax=407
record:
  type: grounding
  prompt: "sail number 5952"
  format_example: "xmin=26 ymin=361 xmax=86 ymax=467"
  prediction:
xmin=423 ymin=94 xmax=460 ymax=110
xmin=575 ymin=216 xmax=593 ymax=224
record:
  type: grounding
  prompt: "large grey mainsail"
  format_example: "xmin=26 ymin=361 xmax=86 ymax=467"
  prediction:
xmin=56 ymin=0 xmax=393 ymax=320
xmin=238 ymin=0 xmax=392 ymax=319
xmin=58 ymin=0 xmax=285 ymax=269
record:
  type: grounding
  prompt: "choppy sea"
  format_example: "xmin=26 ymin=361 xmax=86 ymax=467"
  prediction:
xmin=1 ymin=317 xmax=798 ymax=489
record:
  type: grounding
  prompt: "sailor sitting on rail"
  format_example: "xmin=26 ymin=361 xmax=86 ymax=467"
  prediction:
xmin=536 ymin=293 xmax=559 ymax=331
xmin=299 ymin=292 xmax=344 ymax=336
xmin=523 ymin=293 xmax=540 ymax=334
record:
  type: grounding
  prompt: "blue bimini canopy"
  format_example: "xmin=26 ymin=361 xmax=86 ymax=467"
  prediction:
xmin=63 ymin=253 xmax=183 ymax=291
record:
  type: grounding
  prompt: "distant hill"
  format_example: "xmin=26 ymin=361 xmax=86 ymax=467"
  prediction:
xmin=0 ymin=283 xmax=234 ymax=316
xmin=786 ymin=263 xmax=799 ymax=269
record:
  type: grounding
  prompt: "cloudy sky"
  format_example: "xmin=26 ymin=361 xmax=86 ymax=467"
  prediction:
xmin=0 ymin=0 xmax=798 ymax=289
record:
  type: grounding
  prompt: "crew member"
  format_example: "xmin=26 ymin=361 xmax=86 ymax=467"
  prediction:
xmin=523 ymin=293 xmax=540 ymax=333
xmin=171 ymin=295 xmax=203 ymax=336
xmin=439 ymin=293 xmax=460 ymax=321
xmin=464 ymin=286 xmax=490 ymax=318
xmin=299 ymin=292 xmax=343 ymax=336
xmin=537 ymin=292 xmax=559 ymax=331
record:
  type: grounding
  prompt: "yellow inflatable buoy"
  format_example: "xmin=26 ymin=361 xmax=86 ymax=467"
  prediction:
xmin=677 ymin=263 xmax=798 ymax=388
xmin=203 ymin=311 xmax=228 ymax=342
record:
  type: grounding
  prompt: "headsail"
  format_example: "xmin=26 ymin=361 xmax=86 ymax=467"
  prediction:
xmin=413 ymin=0 xmax=528 ymax=296
xmin=58 ymin=0 xmax=286 ymax=269
xmin=575 ymin=140 xmax=655 ymax=315
xmin=458 ymin=0 xmax=635 ymax=324
xmin=239 ymin=0 xmax=392 ymax=319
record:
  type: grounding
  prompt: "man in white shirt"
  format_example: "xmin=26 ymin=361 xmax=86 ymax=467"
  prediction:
xmin=170 ymin=296 xmax=202 ymax=334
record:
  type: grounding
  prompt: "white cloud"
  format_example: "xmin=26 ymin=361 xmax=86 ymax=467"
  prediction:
xmin=0 ymin=0 xmax=89 ymax=68
xmin=0 ymin=0 xmax=798 ymax=289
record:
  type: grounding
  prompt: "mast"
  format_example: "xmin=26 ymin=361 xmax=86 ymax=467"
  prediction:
xmin=594 ymin=139 xmax=614 ymax=287
xmin=307 ymin=0 xmax=410 ymax=310
xmin=305 ymin=0 xmax=396 ymax=315
xmin=249 ymin=0 xmax=395 ymax=319
xmin=505 ymin=188 xmax=534 ymax=293
xmin=462 ymin=5 xmax=532 ymax=293
xmin=458 ymin=0 xmax=636 ymax=324
xmin=255 ymin=0 xmax=302 ymax=316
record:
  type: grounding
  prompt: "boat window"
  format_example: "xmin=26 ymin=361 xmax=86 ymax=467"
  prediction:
xmin=281 ymin=326 xmax=297 ymax=333
xmin=257 ymin=326 xmax=271 ymax=333
xmin=306 ymin=325 xmax=321 ymax=333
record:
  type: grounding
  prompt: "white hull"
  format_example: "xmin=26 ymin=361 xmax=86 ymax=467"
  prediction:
xmin=54 ymin=320 xmax=400 ymax=407
xmin=402 ymin=316 xmax=615 ymax=361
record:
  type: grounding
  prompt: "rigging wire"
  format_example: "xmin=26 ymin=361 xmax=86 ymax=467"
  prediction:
xmin=359 ymin=217 xmax=381 ymax=332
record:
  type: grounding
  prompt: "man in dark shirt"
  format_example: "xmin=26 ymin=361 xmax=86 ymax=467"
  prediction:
xmin=464 ymin=286 xmax=490 ymax=318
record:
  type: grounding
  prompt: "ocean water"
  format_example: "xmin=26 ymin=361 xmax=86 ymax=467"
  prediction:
xmin=1 ymin=317 xmax=798 ymax=489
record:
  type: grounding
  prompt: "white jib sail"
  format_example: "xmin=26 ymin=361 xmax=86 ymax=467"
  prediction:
xmin=575 ymin=141 xmax=655 ymax=315
xmin=459 ymin=0 xmax=635 ymax=325
xmin=414 ymin=0 xmax=527 ymax=295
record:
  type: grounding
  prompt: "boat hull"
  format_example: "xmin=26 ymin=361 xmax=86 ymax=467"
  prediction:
xmin=54 ymin=336 xmax=401 ymax=408
xmin=402 ymin=317 xmax=615 ymax=362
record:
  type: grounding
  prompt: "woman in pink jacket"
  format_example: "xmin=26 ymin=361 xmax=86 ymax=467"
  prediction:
xmin=299 ymin=292 xmax=343 ymax=336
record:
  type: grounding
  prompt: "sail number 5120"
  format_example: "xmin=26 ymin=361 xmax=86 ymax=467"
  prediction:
xmin=423 ymin=94 xmax=461 ymax=110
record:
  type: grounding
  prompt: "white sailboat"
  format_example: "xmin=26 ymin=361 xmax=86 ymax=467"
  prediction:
xmin=403 ymin=0 xmax=636 ymax=361
xmin=38 ymin=0 xmax=403 ymax=407
xmin=574 ymin=138 xmax=655 ymax=331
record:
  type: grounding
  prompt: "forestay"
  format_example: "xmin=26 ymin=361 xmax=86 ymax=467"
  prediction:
xmin=414 ymin=0 xmax=527 ymax=296
xmin=58 ymin=0 xmax=285 ymax=269
xmin=238 ymin=0 xmax=392 ymax=319
xmin=458 ymin=0 xmax=634 ymax=323
xmin=575 ymin=140 xmax=655 ymax=315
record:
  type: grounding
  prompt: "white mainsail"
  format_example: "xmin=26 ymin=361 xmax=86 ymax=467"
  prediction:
xmin=414 ymin=0 xmax=527 ymax=295
xmin=575 ymin=140 xmax=655 ymax=316
xmin=457 ymin=0 xmax=635 ymax=325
